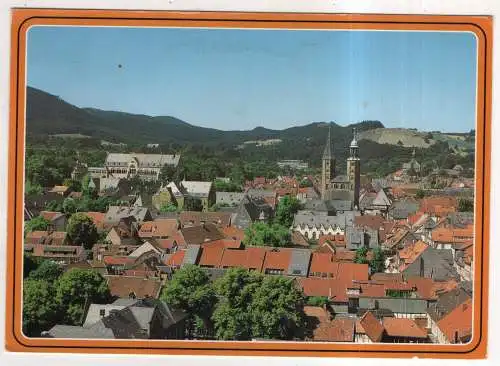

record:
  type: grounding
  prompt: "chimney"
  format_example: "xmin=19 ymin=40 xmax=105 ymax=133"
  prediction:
xmin=419 ymin=257 xmax=425 ymax=277
xmin=454 ymin=331 xmax=459 ymax=344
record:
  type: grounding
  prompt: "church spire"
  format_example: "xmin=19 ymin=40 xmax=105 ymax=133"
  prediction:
xmin=323 ymin=124 xmax=333 ymax=159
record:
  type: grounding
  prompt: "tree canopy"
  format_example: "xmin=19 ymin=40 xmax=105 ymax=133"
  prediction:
xmin=55 ymin=269 xmax=111 ymax=325
xmin=243 ymin=222 xmax=291 ymax=247
xmin=28 ymin=260 xmax=63 ymax=283
xmin=23 ymin=279 xmax=60 ymax=336
xmin=66 ymin=212 xmax=98 ymax=249
xmin=274 ymin=195 xmax=302 ymax=228
xmin=24 ymin=216 xmax=51 ymax=235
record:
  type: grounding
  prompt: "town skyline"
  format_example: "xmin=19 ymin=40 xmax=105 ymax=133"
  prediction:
xmin=27 ymin=27 xmax=477 ymax=132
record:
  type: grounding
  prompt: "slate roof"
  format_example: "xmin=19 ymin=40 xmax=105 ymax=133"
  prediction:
xmin=105 ymin=153 xmax=180 ymax=167
xmin=181 ymin=244 xmax=201 ymax=266
xmin=389 ymin=200 xmax=420 ymax=219
xmin=427 ymin=285 xmax=472 ymax=322
xmin=293 ymin=211 xmax=357 ymax=229
xmin=105 ymin=206 xmax=151 ymax=224
xmin=179 ymin=211 xmax=232 ymax=228
xmin=216 ymin=192 xmax=245 ymax=206
xmin=232 ymin=195 xmax=274 ymax=229
xmin=287 ymin=249 xmax=311 ymax=277
xmin=402 ymin=247 xmax=459 ymax=281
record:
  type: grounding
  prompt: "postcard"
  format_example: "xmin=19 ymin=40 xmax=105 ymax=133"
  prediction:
xmin=4 ymin=8 xmax=492 ymax=360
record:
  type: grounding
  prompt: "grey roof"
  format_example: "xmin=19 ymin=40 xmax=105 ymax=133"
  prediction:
xmin=372 ymin=189 xmax=391 ymax=206
xmin=43 ymin=324 xmax=115 ymax=339
xmin=233 ymin=195 xmax=273 ymax=229
xmin=216 ymin=192 xmax=245 ymax=206
xmin=46 ymin=298 xmax=187 ymax=340
xmin=427 ymin=286 xmax=472 ymax=322
xmin=105 ymin=206 xmax=151 ymax=224
xmin=389 ymin=200 xmax=419 ymax=219
xmin=246 ymin=189 xmax=276 ymax=198
xmin=287 ymin=249 xmax=311 ymax=277
xmin=345 ymin=226 xmax=379 ymax=250
xmin=323 ymin=189 xmax=354 ymax=201
xmin=105 ymin=153 xmax=180 ymax=168
xmin=303 ymin=199 xmax=353 ymax=213
xmin=112 ymin=298 xmax=140 ymax=306
xmin=182 ymin=244 xmax=201 ymax=266
xmin=402 ymin=248 xmax=459 ymax=281
xmin=83 ymin=304 xmax=130 ymax=327
xmin=446 ymin=212 xmax=475 ymax=227
xmin=293 ymin=211 xmax=357 ymax=229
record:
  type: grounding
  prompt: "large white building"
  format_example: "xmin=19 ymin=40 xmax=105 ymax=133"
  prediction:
xmin=87 ymin=153 xmax=181 ymax=181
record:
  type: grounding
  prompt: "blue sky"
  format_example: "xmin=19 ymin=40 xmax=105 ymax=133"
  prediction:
xmin=27 ymin=26 xmax=477 ymax=132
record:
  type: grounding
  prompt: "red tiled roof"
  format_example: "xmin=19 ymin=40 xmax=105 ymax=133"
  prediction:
xmin=153 ymin=238 xmax=178 ymax=251
xmin=83 ymin=212 xmax=106 ymax=229
xmin=431 ymin=226 xmax=474 ymax=244
xmin=219 ymin=247 xmax=267 ymax=271
xmin=437 ymin=298 xmax=473 ymax=343
xmin=382 ymin=318 xmax=427 ymax=339
xmin=40 ymin=211 xmax=64 ymax=221
xmin=138 ymin=219 xmax=179 ymax=238
xmin=318 ymin=234 xmax=346 ymax=247
xmin=398 ymin=240 xmax=429 ymax=271
xmin=201 ymin=239 xmax=242 ymax=250
xmin=370 ymin=273 xmax=404 ymax=282
xmin=291 ymin=231 xmax=309 ymax=247
xmin=303 ymin=305 xmax=355 ymax=342
xmin=179 ymin=211 xmax=232 ymax=228
xmin=262 ymin=250 xmax=291 ymax=272
xmin=354 ymin=215 xmax=385 ymax=231
xmin=105 ymin=275 xmax=162 ymax=299
xmin=165 ymin=250 xmax=185 ymax=267
xmin=103 ymin=256 xmax=135 ymax=266
xmin=309 ymin=253 xmax=369 ymax=281
xmin=359 ymin=311 xmax=384 ymax=342
xmin=198 ymin=246 xmax=225 ymax=267
xmin=222 ymin=226 xmax=245 ymax=241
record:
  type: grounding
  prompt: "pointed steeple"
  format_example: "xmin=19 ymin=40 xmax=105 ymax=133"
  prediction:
xmin=322 ymin=124 xmax=333 ymax=159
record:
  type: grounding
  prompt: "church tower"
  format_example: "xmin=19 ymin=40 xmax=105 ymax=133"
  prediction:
xmin=347 ymin=127 xmax=361 ymax=208
xmin=321 ymin=124 xmax=336 ymax=199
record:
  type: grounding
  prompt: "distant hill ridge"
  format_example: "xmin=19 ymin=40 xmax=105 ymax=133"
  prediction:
xmin=27 ymin=86 xmax=468 ymax=152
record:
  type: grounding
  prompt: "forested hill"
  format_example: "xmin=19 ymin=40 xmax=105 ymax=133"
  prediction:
xmin=25 ymin=86 xmax=474 ymax=177
xmin=26 ymin=86 xmax=384 ymax=146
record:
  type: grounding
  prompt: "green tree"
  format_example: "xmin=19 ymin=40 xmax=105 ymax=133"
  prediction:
xmin=299 ymin=178 xmax=313 ymax=188
xmin=24 ymin=216 xmax=51 ymax=235
xmin=55 ymin=269 xmax=111 ymax=325
xmin=62 ymin=197 xmax=78 ymax=214
xmin=250 ymin=276 xmax=305 ymax=340
xmin=213 ymin=179 xmax=242 ymax=193
xmin=306 ymin=296 xmax=330 ymax=307
xmin=160 ymin=202 xmax=178 ymax=213
xmin=25 ymin=180 xmax=43 ymax=195
xmin=23 ymin=254 xmax=40 ymax=279
xmin=458 ymin=198 xmax=474 ymax=212
xmin=354 ymin=247 xmax=369 ymax=264
xmin=243 ymin=222 xmax=291 ymax=247
xmin=66 ymin=212 xmax=98 ymax=249
xmin=212 ymin=268 xmax=263 ymax=340
xmin=81 ymin=175 xmax=96 ymax=198
xmin=415 ymin=189 xmax=426 ymax=199
xmin=23 ymin=279 xmax=60 ymax=336
xmin=275 ymin=195 xmax=302 ymax=228
xmin=62 ymin=178 xmax=82 ymax=192
xmin=369 ymin=247 xmax=386 ymax=273
xmin=45 ymin=200 xmax=63 ymax=212
xmin=28 ymin=260 xmax=63 ymax=283
xmin=161 ymin=265 xmax=216 ymax=317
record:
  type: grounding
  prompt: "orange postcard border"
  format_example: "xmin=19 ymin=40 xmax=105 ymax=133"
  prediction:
xmin=5 ymin=9 xmax=492 ymax=359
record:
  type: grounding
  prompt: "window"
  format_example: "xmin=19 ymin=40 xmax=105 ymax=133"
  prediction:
xmin=99 ymin=309 xmax=106 ymax=317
